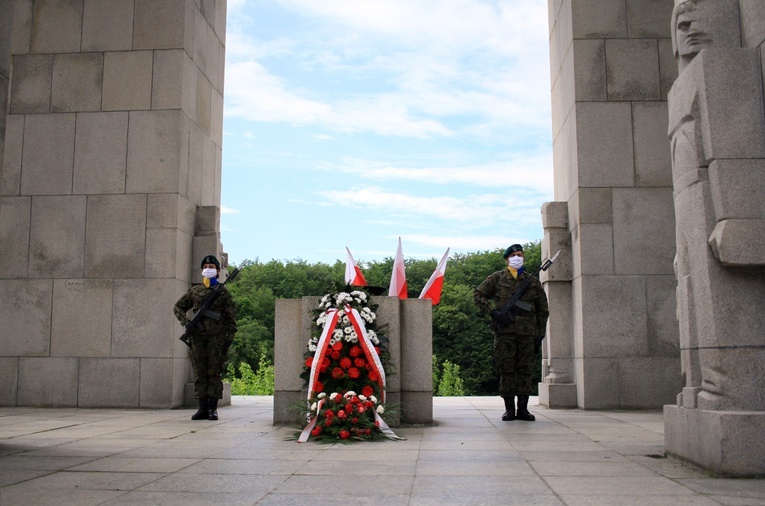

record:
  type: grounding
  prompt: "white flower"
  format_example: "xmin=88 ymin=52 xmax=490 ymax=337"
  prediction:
xmin=370 ymin=395 xmax=378 ymax=404
xmin=343 ymin=326 xmax=352 ymax=335
xmin=341 ymin=315 xmax=350 ymax=325
xmin=330 ymin=392 xmax=339 ymax=401
xmin=310 ymin=402 xmax=317 ymax=411
xmin=344 ymin=391 xmax=357 ymax=398
xmin=333 ymin=329 xmax=344 ymax=340
xmin=329 ymin=338 xmax=336 ymax=346
xmin=317 ymin=392 xmax=326 ymax=399
xmin=351 ymin=291 xmax=367 ymax=302
xmin=308 ymin=343 xmax=317 ymax=352
xmin=376 ymin=405 xmax=385 ymax=414
xmin=358 ymin=395 xmax=367 ymax=402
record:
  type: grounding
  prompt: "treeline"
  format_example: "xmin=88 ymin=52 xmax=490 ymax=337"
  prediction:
xmin=225 ymin=241 xmax=543 ymax=396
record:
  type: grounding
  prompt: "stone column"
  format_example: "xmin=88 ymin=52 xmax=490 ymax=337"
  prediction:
xmin=538 ymin=201 xmax=575 ymax=407
xmin=541 ymin=0 xmax=682 ymax=409
xmin=664 ymin=0 xmax=765 ymax=477
xmin=0 ymin=0 xmax=227 ymax=408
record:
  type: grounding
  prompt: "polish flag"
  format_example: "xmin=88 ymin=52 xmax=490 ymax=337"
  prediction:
xmin=344 ymin=247 xmax=367 ymax=286
xmin=388 ymin=238 xmax=408 ymax=299
xmin=419 ymin=248 xmax=449 ymax=305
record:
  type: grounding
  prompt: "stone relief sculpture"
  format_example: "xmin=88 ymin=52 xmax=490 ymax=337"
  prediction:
xmin=668 ymin=0 xmax=765 ymax=412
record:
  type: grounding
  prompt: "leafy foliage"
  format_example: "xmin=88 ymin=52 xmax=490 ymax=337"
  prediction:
xmin=225 ymin=241 xmax=545 ymax=396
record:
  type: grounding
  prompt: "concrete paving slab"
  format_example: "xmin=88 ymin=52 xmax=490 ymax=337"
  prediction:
xmin=0 ymin=396 xmax=763 ymax=506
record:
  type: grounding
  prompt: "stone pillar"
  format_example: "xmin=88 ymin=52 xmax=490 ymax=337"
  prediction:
xmin=538 ymin=201 xmax=576 ymax=408
xmin=273 ymin=296 xmax=432 ymax=426
xmin=541 ymin=0 xmax=682 ymax=409
xmin=0 ymin=0 xmax=227 ymax=408
xmin=664 ymin=0 xmax=765 ymax=477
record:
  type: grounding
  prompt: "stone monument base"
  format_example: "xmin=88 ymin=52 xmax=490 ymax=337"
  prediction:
xmin=664 ymin=405 xmax=765 ymax=477
xmin=538 ymin=382 xmax=577 ymax=408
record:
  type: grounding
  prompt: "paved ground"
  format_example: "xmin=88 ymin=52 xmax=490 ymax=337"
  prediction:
xmin=1 ymin=396 xmax=764 ymax=505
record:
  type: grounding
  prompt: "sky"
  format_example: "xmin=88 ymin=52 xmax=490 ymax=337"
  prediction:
xmin=220 ymin=0 xmax=553 ymax=267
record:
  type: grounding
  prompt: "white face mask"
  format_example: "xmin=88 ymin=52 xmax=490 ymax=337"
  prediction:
xmin=507 ymin=256 xmax=524 ymax=270
xmin=202 ymin=267 xmax=218 ymax=279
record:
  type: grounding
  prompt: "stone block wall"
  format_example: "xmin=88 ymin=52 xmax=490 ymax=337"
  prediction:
xmin=542 ymin=0 xmax=682 ymax=409
xmin=273 ymin=296 xmax=433 ymax=427
xmin=0 ymin=0 xmax=227 ymax=408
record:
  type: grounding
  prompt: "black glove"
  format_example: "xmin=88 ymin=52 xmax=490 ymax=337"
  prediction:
xmin=490 ymin=310 xmax=511 ymax=326
xmin=184 ymin=321 xmax=195 ymax=334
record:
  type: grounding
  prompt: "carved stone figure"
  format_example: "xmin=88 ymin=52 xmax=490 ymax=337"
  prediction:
xmin=668 ymin=0 xmax=765 ymax=412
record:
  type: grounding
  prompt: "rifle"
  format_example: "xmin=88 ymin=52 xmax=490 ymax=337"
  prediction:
xmin=179 ymin=265 xmax=242 ymax=348
xmin=489 ymin=250 xmax=560 ymax=334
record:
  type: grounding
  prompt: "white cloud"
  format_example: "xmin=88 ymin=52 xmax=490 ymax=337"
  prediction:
xmin=398 ymin=233 xmax=531 ymax=253
xmin=220 ymin=206 xmax=240 ymax=215
xmin=314 ymin=186 xmax=544 ymax=227
xmin=329 ymin=154 xmax=554 ymax=194
xmin=223 ymin=0 xmax=551 ymax=138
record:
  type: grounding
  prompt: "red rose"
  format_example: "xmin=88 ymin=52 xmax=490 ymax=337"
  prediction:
xmin=339 ymin=430 xmax=350 ymax=439
xmin=331 ymin=367 xmax=345 ymax=379
xmin=324 ymin=409 xmax=334 ymax=418
xmin=339 ymin=357 xmax=352 ymax=370
xmin=333 ymin=341 xmax=343 ymax=351
xmin=350 ymin=346 xmax=362 ymax=357
xmin=311 ymin=426 xmax=322 ymax=436
xmin=357 ymin=406 xmax=365 ymax=414
xmin=331 ymin=351 xmax=340 ymax=360
xmin=305 ymin=357 xmax=314 ymax=368
xmin=337 ymin=410 xmax=347 ymax=419
xmin=351 ymin=417 xmax=359 ymax=424
xmin=374 ymin=420 xmax=380 ymax=428
xmin=368 ymin=370 xmax=380 ymax=382
xmin=348 ymin=368 xmax=360 ymax=379
xmin=314 ymin=381 xmax=324 ymax=393
xmin=345 ymin=403 xmax=353 ymax=412
xmin=324 ymin=418 xmax=333 ymax=427
xmin=362 ymin=386 xmax=374 ymax=397
xmin=320 ymin=357 xmax=330 ymax=372
xmin=354 ymin=358 xmax=366 ymax=368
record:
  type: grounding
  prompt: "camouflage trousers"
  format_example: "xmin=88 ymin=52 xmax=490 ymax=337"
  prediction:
xmin=190 ymin=333 xmax=227 ymax=399
xmin=493 ymin=333 xmax=535 ymax=396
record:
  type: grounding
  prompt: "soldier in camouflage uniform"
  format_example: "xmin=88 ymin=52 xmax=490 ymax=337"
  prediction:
xmin=474 ymin=244 xmax=549 ymax=422
xmin=174 ymin=255 xmax=237 ymax=421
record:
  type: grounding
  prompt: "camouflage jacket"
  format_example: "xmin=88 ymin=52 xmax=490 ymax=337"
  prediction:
xmin=173 ymin=283 xmax=237 ymax=338
xmin=474 ymin=268 xmax=549 ymax=336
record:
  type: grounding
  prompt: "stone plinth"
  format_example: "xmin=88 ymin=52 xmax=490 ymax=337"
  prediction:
xmin=273 ymin=296 xmax=433 ymax=427
xmin=665 ymin=405 xmax=765 ymax=477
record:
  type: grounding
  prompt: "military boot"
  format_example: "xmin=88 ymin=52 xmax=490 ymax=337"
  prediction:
xmin=516 ymin=395 xmax=536 ymax=421
xmin=191 ymin=397 xmax=209 ymax=420
xmin=208 ymin=397 xmax=219 ymax=421
xmin=501 ymin=396 xmax=515 ymax=421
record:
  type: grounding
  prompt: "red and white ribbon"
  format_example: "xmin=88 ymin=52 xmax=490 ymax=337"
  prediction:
xmin=344 ymin=305 xmax=386 ymax=403
xmin=298 ymin=399 xmax=324 ymax=443
xmin=306 ymin=309 xmax=341 ymax=401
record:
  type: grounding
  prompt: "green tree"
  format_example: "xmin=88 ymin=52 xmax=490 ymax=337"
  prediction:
xmin=435 ymin=359 xmax=465 ymax=396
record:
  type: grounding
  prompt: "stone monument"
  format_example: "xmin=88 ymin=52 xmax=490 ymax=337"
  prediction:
xmin=273 ymin=296 xmax=433 ymax=427
xmin=540 ymin=0 xmax=682 ymax=410
xmin=0 ymin=0 xmax=228 ymax=408
xmin=664 ymin=0 xmax=765 ymax=476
